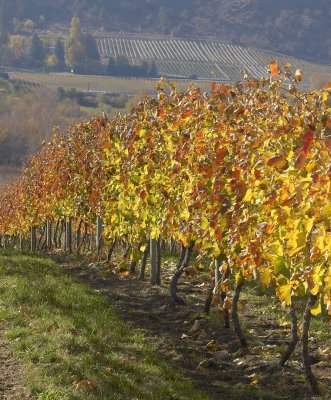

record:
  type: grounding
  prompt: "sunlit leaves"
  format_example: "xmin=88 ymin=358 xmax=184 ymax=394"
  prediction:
xmin=310 ymin=295 xmax=322 ymax=316
xmin=267 ymin=155 xmax=288 ymax=170
xmin=1 ymin=63 xmax=331 ymax=319
xmin=268 ymin=60 xmax=280 ymax=78
xmin=295 ymin=69 xmax=303 ymax=82
xmin=276 ymin=282 xmax=292 ymax=306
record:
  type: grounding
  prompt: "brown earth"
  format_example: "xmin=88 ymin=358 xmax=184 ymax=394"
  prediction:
xmin=0 ymin=328 xmax=32 ymax=400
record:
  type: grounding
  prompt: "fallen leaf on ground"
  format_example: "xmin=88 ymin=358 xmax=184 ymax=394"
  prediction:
xmin=73 ymin=380 xmax=97 ymax=390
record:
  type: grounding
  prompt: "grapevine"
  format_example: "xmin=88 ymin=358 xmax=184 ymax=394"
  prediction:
xmin=0 ymin=63 xmax=330 ymax=394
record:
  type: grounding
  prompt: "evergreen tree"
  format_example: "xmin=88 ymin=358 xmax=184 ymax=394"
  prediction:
xmin=54 ymin=38 xmax=65 ymax=68
xmin=30 ymin=34 xmax=44 ymax=67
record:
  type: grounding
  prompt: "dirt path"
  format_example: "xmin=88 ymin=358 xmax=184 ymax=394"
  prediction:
xmin=0 ymin=328 xmax=31 ymax=400
xmin=59 ymin=256 xmax=331 ymax=400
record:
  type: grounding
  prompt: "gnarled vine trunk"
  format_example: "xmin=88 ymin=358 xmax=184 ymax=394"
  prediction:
xmin=170 ymin=240 xmax=195 ymax=305
xmin=302 ymin=293 xmax=319 ymax=395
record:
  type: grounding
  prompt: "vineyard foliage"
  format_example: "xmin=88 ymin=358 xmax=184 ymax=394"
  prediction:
xmin=1 ymin=63 xmax=331 ymax=316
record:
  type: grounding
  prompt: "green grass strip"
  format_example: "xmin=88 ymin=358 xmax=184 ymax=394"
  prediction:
xmin=0 ymin=250 xmax=210 ymax=400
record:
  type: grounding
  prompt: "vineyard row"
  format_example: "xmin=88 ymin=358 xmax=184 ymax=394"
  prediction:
xmin=0 ymin=64 xmax=331 ymax=394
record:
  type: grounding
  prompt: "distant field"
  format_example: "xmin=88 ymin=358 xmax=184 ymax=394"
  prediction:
xmin=9 ymin=72 xmax=212 ymax=96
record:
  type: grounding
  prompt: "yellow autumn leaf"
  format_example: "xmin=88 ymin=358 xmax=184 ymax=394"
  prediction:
xmin=138 ymin=129 xmax=147 ymax=138
xmin=310 ymin=285 xmax=320 ymax=296
xmin=322 ymin=91 xmax=329 ymax=102
xmin=276 ymin=283 xmax=292 ymax=306
xmin=243 ymin=188 xmax=253 ymax=202
xmin=324 ymin=271 xmax=331 ymax=293
xmin=213 ymin=242 xmax=221 ymax=257
xmin=286 ymin=150 xmax=294 ymax=162
xmin=310 ymin=296 xmax=322 ymax=316
xmin=313 ymin=226 xmax=326 ymax=252
xmin=201 ymin=216 xmax=209 ymax=230
xmin=303 ymin=217 xmax=314 ymax=235
xmin=235 ymin=272 xmax=244 ymax=286
xmin=310 ymin=265 xmax=325 ymax=296
xmin=150 ymin=226 xmax=160 ymax=239
xmin=259 ymin=267 xmax=272 ymax=288
xmin=322 ymin=204 xmax=331 ymax=218
xmin=181 ymin=209 xmax=190 ymax=221
xmin=270 ymin=241 xmax=284 ymax=257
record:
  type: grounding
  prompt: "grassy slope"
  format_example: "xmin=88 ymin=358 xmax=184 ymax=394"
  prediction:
xmin=0 ymin=250 xmax=210 ymax=400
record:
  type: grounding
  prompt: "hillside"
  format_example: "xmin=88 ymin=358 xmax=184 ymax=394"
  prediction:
xmin=95 ymin=34 xmax=331 ymax=86
xmin=0 ymin=0 xmax=331 ymax=63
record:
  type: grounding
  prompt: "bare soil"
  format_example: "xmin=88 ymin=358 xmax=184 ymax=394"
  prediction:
xmin=0 ymin=329 xmax=32 ymax=400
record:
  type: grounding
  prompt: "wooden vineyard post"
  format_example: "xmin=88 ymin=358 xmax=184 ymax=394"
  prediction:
xmin=65 ymin=219 xmax=72 ymax=253
xmin=96 ymin=216 xmax=103 ymax=257
xmin=46 ymin=220 xmax=52 ymax=250
xmin=215 ymin=256 xmax=222 ymax=287
xmin=156 ymin=237 xmax=161 ymax=285
xmin=30 ymin=227 xmax=37 ymax=252
xmin=150 ymin=238 xmax=158 ymax=285
xmin=19 ymin=235 xmax=24 ymax=251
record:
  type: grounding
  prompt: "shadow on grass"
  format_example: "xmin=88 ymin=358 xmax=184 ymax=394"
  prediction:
xmin=0 ymin=250 xmax=210 ymax=400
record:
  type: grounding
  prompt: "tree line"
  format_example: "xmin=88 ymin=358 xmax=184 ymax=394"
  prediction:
xmin=0 ymin=17 xmax=158 ymax=77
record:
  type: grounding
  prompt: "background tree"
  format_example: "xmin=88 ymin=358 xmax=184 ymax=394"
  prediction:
xmin=65 ymin=16 xmax=100 ymax=73
xmin=0 ymin=30 xmax=13 ymax=66
xmin=54 ymin=38 xmax=65 ymax=68
xmin=69 ymin=16 xmax=82 ymax=41
xmin=29 ymin=33 xmax=44 ymax=68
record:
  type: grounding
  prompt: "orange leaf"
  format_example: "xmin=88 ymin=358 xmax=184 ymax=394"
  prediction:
xmin=324 ymin=137 xmax=331 ymax=150
xmin=269 ymin=61 xmax=280 ymax=78
xmin=281 ymin=195 xmax=297 ymax=207
xmin=295 ymin=69 xmax=303 ymax=82
xmin=139 ymin=190 xmax=147 ymax=200
xmin=302 ymin=129 xmax=315 ymax=147
xmin=295 ymin=154 xmax=308 ymax=170
xmin=263 ymin=191 xmax=277 ymax=206
xmin=210 ymin=82 xmax=216 ymax=91
xmin=254 ymin=169 xmax=262 ymax=179
xmin=73 ymin=380 xmax=97 ymax=390
xmin=181 ymin=109 xmax=193 ymax=119
xmin=252 ymin=79 xmax=260 ymax=89
xmin=267 ymin=155 xmax=288 ymax=169
xmin=184 ymin=266 xmax=198 ymax=277
xmin=157 ymin=108 xmax=167 ymax=118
